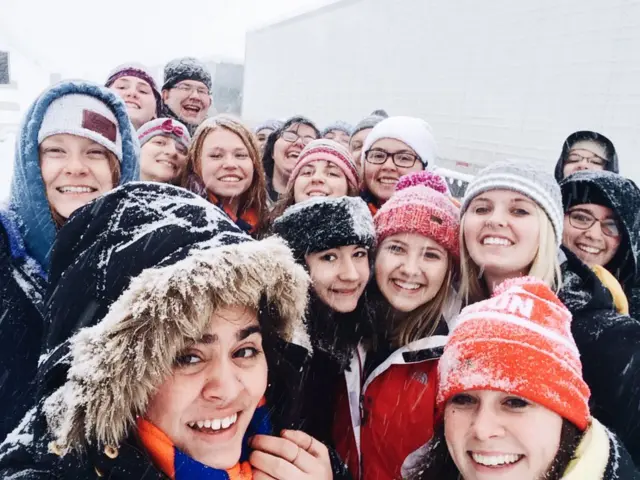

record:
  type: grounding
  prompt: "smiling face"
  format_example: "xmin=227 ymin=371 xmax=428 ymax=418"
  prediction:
xmin=293 ymin=160 xmax=349 ymax=203
xmin=463 ymin=190 xmax=541 ymax=290
xmin=40 ymin=134 xmax=118 ymax=219
xmin=563 ymin=140 xmax=608 ymax=178
xmin=375 ymin=233 xmax=449 ymax=312
xmin=324 ymin=129 xmax=350 ymax=148
xmin=272 ymin=123 xmax=318 ymax=181
xmin=140 ymin=134 xmax=188 ymax=183
xmin=145 ymin=305 xmax=268 ymax=470
xmin=109 ymin=76 xmax=157 ymax=129
xmin=256 ymin=128 xmax=273 ymax=153
xmin=305 ymin=245 xmax=370 ymax=312
xmin=363 ymin=138 xmax=423 ymax=203
xmin=163 ymin=80 xmax=212 ymax=125
xmin=199 ymin=128 xmax=254 ymax=204
xmin=349 ymin=128 xmax=372 ymax=171
xmin=445 ymin=390 xmax=563 ymax=480
xmin=563 ymin=204 xmax=621 ymax=267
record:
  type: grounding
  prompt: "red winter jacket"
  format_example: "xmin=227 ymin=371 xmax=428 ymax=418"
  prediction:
xmin=333 ymin=336 xmax=446 ymax=480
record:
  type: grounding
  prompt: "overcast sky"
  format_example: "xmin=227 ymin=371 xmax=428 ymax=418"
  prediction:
xmin=0 ymin=0 xmax=334 ymax=81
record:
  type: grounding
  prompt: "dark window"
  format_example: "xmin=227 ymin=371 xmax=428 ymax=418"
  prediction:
xmin=0 ymin=51 xmax=9 ymax=84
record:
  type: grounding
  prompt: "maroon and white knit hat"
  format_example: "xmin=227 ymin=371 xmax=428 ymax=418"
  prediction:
xmin=287 ymin=139 xmax=359 ymax=191
xmin=374 ymin=171 xmax=460 ymax=259
xmin=105 ymin=63 xmax=161 ymax=114
xmin=137 ymin=118 xmax=191 ymax=150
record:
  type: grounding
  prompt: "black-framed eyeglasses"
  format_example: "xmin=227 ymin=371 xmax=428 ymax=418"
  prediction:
xmin=281 ymin=131 xmax=316 ymax=145
xmin=567 ymin=210 xmax=620 ymax=237
xmin=566 ymin=152 xmax=606 ymax=167
xmin=365 ymin=148 xmax=420 ymax=168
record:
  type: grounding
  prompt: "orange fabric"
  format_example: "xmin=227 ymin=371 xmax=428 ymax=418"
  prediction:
xmin=226 ymin=463 xmax=253 ymax=480
xmin=207 ymin=192 xmax=259 ymax=234
xmin=137 ymin=418 xmax=176 ymax=479
xmin=437 ymin=276 xmax=591 ymax=431
xmin=333 ymin=361 xmax=439 ymax=480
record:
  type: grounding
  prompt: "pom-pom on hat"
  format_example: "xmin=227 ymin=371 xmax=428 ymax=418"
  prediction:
xmin=438 ymin=276 xmax=591 ymax=431
xmin=137 ymin=118 xmax=191 ymax=150
xmin=395 ymin=170 xmax=450 ymax=195
xmin=272 ymin=196 xmax=375 ymax=262
xmin=374 ymin=173 xmax=460 ymax=259
xmin=286 ymin=139 xmax=359 ymax=192
xmin=362 ymin=116 xmax=437 ymax=169
xmin=38 ymin=93 xmax=123 ymax=162
xmin=460 ymin=161 xmax=564 ymax=247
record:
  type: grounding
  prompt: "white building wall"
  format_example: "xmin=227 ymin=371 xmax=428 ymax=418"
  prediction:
xmin=243 ymin=0 xmax=640 ymax=181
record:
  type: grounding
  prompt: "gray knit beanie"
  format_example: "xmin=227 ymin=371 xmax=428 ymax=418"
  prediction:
xmin=321 ymin=121 xmax=353 ymax=137
xmin=461 ymin=161 xmax=563 ymax=246
xmin=351 ymin=114 xmax=386 ymax=137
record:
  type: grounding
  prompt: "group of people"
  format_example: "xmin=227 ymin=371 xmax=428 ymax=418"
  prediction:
xmin=0 ymin=54 xmax=639 ymax=480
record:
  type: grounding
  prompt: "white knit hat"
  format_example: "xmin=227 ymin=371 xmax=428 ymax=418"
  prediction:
xmin=361 ymin=116 xmax=437 ymax=169
xmin=461 ymin=161 xmax=564 ymax=246
xmin=38 ymin=93 xmax=123 ymax=162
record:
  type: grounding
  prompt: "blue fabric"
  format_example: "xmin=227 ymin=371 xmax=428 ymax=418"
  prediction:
xmin=8 ymin=80 xmax=140 ymax=271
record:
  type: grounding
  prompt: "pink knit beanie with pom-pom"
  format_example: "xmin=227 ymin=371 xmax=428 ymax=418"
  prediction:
xmin=374 ymin=171 xmax=461 ymax=259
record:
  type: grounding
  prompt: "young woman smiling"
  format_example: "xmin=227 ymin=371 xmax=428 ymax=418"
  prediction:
xmin=360 ymin=116 xmax=437 ymax=215
xmin=272 ymin=196 xmax=376 ymax=445
xmin=460 ymin=161 xmax=640 ymax=465
xmin=138 ymin=118 xmax=191 ymax=185
xmin=333 ymin=171 xmax=461 ymax=480
xmin=0 ymin=183 xmax=347 ymax=479
xmin=0 ymin=80 xmax=139 ymax=440
xmin=404 ymin=277 xmax=639 ymax=480
xmin=185 ymin=114 xmax=268 ymax=236
xmin=262 ymin=116 xmax=320 ymax=203
xmin=268 ymin=139 xmax=360 ymax=222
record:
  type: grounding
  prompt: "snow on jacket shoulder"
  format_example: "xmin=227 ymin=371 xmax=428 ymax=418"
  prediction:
xmin=560 ymin=246 xmax=640 ymax=465
xmin=0 ymin=210 xmax=46 ymax=440
xmin=562 ymin=419 xmax=640 ymax=479
xmin=333 ymin=335 xmax=446 ymax=480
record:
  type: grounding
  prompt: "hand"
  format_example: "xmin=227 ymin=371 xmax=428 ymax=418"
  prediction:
xmin=250 ymin=429 xmax=333 ymax=479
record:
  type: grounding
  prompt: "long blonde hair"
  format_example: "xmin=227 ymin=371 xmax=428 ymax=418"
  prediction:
xmin=186 ymin=114 xmax=268 ymax=220
xmin=387 ymin=254 xmax=456 ymax=348
xmin=458 ymin=203 xmax=562 ymax=305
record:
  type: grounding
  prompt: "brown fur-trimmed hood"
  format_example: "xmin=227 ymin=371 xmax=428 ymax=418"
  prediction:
xmin=38 ymin=183 xmax=310 ymax=453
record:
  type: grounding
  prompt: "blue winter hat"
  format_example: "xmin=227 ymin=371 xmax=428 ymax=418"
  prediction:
xmin=9 ymin=80 xmax=140 ymax=271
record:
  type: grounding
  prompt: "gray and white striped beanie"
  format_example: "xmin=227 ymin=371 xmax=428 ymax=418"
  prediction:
xmin=460 ymin=161 xmax=563 ymax=246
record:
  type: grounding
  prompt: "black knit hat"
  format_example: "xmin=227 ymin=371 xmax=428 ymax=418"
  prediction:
xmin=272 ymin=196 xmax=376 ymax=262
xmin=554 ymin=130 xmax=619 ymax=182
xmin=162 ymin=57 xmax=212 ymax=92
xmin=40 ymin=182 xmax=311 ymax=451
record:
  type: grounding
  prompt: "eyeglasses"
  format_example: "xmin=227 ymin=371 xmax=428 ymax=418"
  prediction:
xmin=281 ymin=131 xmax=316 ymax=145
xmin=173 ymin=84 xmax=210 ymax=97
xmin=567 ymin=210 xmax=620 ymax=237
xmin=566 ymin=152 xmax=606 ymax=167
xmin=365 ymin=149 xmax=420 ymax=168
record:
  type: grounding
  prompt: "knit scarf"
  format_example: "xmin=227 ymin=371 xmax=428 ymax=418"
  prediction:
xmin=207 ymin=192 xmax=259 ymax=235
xmin=137 ymin=398 xmax=272 ymax=480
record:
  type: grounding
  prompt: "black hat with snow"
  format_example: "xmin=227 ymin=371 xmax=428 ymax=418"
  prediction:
xmin=561 ymin=170 xmax=640 ymax=286
xmin=40 ymin=182 xmax=310 ymax=452
xmin=272 ymin=196 xmax=376 ymax=262
xmin=554 ymin=130 xmax=619 ymax=182
xmin=162 ymin=57 xmax=212 ymax=92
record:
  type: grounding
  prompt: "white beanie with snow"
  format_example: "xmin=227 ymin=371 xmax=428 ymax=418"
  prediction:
xmin=361 ymin=116 xmax=437 ymax=169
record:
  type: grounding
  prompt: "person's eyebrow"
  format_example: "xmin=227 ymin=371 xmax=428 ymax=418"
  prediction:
xmin=237 ymin=325 xmax=261 ymax=341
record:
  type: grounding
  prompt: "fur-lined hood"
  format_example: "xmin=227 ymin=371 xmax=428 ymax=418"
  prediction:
xmin=38 ymin=182 xmax=310 ymax=453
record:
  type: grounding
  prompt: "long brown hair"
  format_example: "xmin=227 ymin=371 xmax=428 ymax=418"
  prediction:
xmin=408 ymin=420 xmax=583 ymax=480
xmin=186 ymin=115 xmax=268 ymax=222
xmin=48 ymin=151 xmax=121 ymax=228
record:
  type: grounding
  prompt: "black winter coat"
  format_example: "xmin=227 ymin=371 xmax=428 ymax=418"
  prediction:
xmin=560 ymin=246 xmax=640 ymax=465
xmin=0 ymin=216 xmax=46 ymax=441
